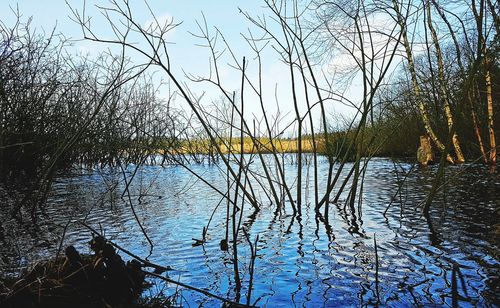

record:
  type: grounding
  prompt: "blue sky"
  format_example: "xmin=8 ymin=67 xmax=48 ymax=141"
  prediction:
xmin=1 ymin=1 xmax=361 ymax=135
xmin=0 ymin=1 xmax=267 ymax=73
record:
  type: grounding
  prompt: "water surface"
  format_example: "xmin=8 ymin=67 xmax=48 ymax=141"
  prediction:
xmin=1 ymin=157 xmax=499 ymax=306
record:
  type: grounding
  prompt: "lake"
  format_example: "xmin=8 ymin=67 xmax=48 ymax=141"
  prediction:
xmin=1 ymin=156 xmax=499 ymax=306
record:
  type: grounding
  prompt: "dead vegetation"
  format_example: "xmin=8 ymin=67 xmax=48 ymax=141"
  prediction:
xmin=0 ymin=236 xmax=145 ymax=308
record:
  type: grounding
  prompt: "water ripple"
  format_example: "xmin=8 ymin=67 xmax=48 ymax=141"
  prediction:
xmin=0 ymin=157 xmax=498 ymax=306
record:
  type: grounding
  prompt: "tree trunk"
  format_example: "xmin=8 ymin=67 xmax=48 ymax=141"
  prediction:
xmin=485 ymin=62 xmax=497 ymax=164
xmin=470 ymin=88 xmax=489 ymax=163
xmin=391 ymin=0 xmax=454 ymax=164
xmin=425 ymin=0 xmax=465 ymax=163
xmin=417 ymin=135 xmax=435 ymax=166
xmin=434 ymin=0 xmax=487 ymax=163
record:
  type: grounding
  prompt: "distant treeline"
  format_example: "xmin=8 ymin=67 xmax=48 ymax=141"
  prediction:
xmin=369 ymin=40 xmax=500 ymax=161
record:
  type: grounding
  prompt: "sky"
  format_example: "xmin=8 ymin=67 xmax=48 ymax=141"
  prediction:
xmin=1 ymin=0 xmax=366 ymax=136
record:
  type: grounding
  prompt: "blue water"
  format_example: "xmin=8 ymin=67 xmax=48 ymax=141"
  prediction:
xmin=1 ymin=156 xmax=499 ymax=306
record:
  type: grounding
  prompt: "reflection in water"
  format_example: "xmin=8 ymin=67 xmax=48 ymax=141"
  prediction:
xmin=0 ymin=157 xmax=499 ymax=306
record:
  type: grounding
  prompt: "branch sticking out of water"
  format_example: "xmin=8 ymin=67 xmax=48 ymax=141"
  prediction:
xmin=374 ymin=233 xmax=380 ymax=305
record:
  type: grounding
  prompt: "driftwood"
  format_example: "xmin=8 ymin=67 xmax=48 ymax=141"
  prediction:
xmin=0 ymin=237 xmax=145 ymax=308
xmin=80 ymin=223 xmax=254 ymax=307
xmin=417 ymin=135 xmax=435 ymax=166
xmin=1 ymin=224 xmax=256 ymax=307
